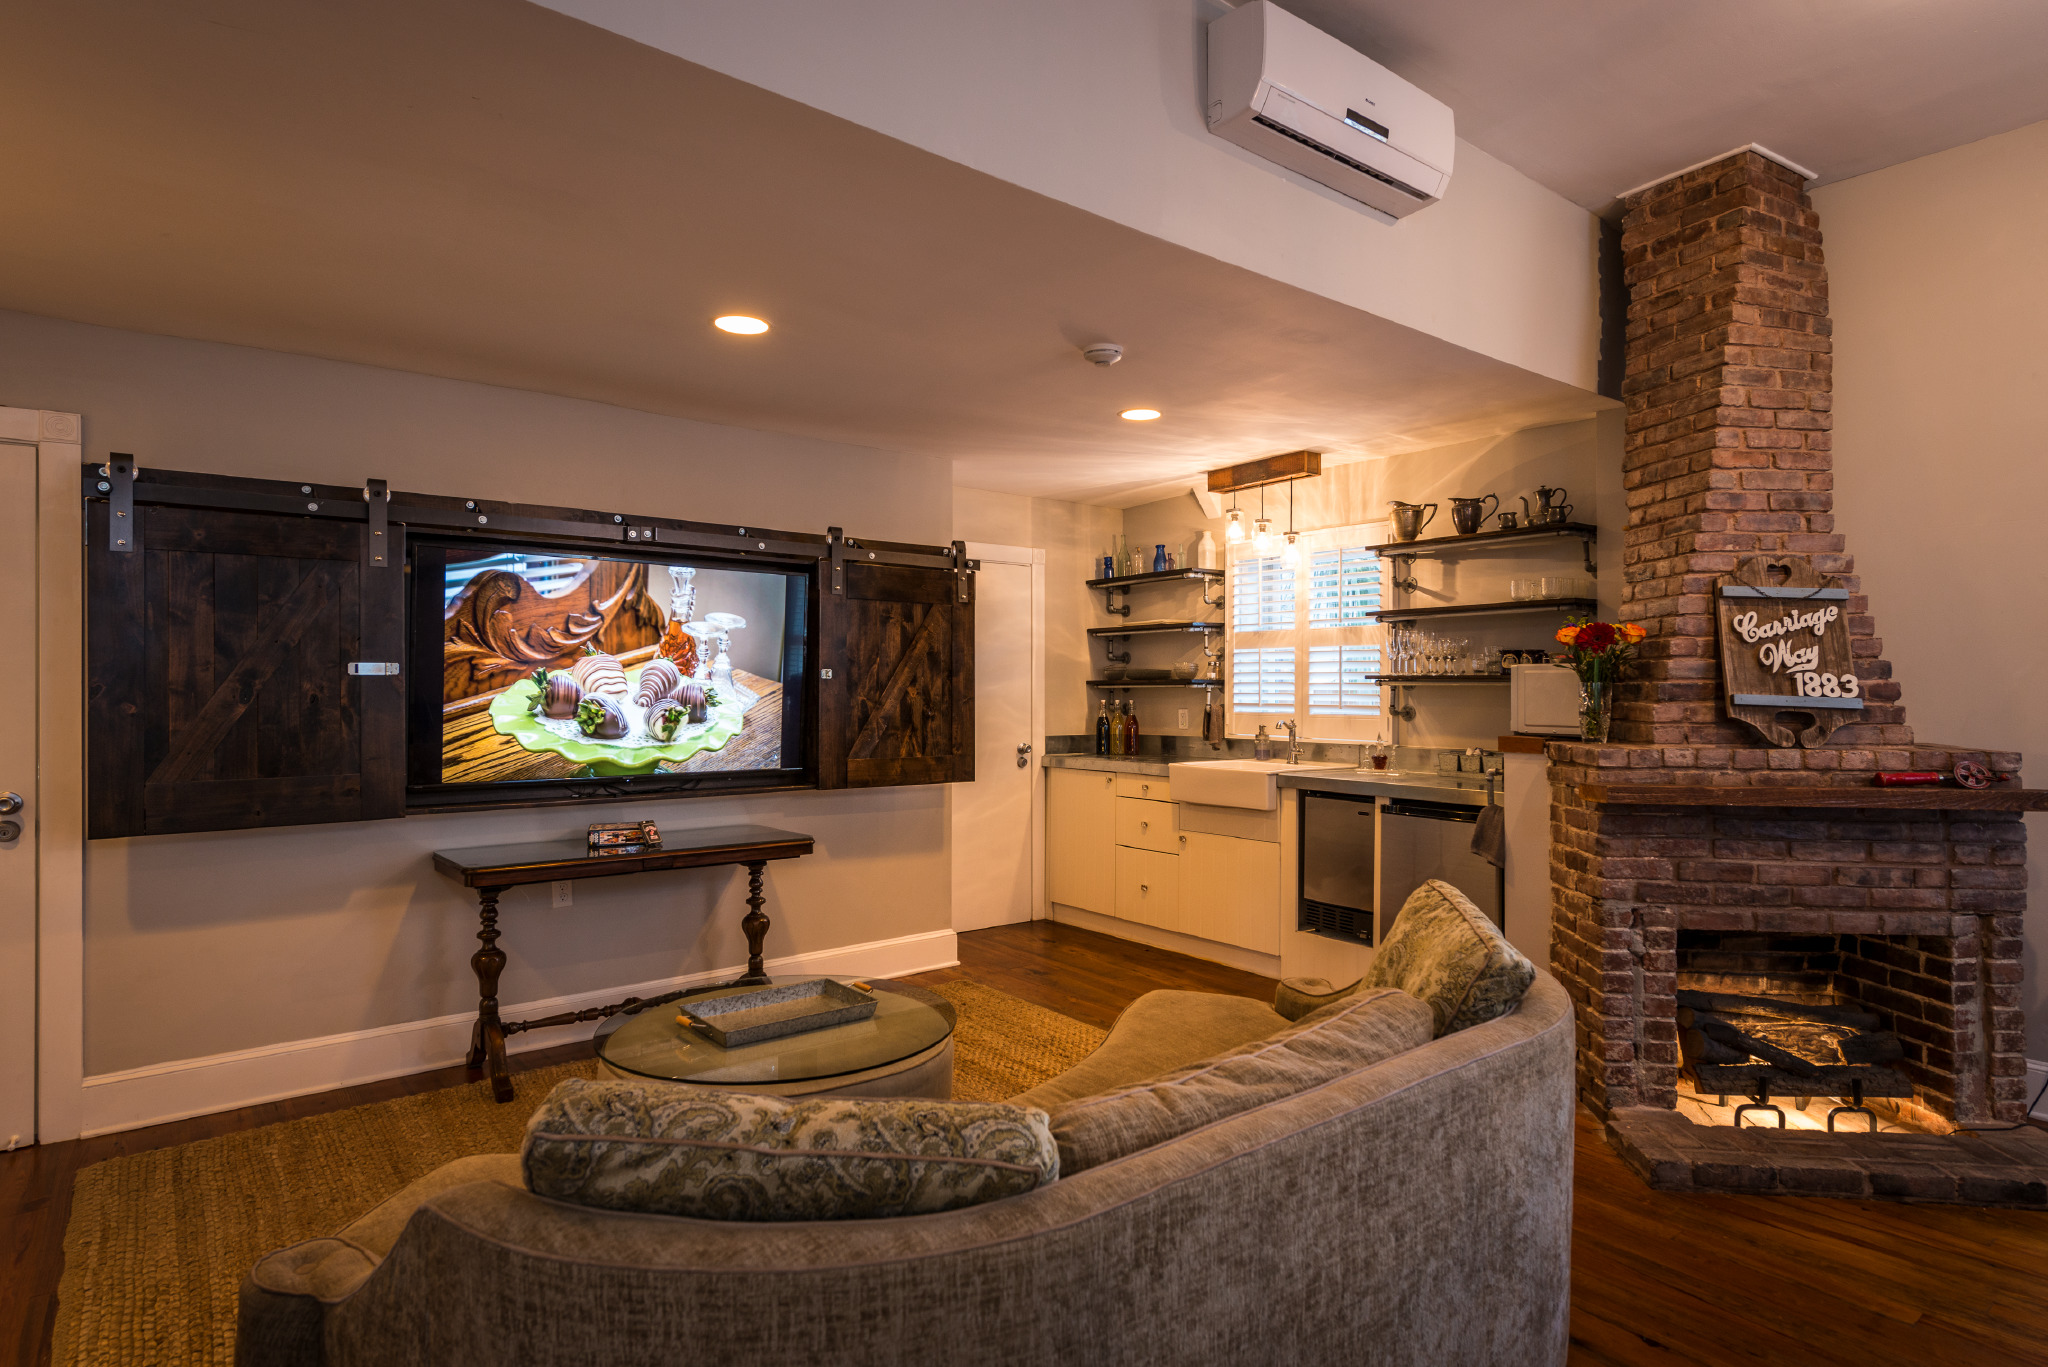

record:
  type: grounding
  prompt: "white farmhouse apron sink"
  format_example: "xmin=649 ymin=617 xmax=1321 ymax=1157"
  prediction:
xmin=1166 ymin=759 xmax=1346 ymax=810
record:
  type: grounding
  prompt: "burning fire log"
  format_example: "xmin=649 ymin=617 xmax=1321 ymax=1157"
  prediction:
xmin=1676 ymin=989 xmax=1915 ymax=1101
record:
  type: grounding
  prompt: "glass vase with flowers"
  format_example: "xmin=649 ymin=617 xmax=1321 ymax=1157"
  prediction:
xmin=1553 ymin=616 xmax=1646 ymax=742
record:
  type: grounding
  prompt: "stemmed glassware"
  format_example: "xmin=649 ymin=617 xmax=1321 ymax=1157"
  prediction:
xmin=681 ymin=622 xmax=719 ymax=681
xmin=703 ymin=612 xmax=758 ymax=708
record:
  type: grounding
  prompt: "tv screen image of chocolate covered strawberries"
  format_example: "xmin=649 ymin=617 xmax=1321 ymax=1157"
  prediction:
xmin=430 ymin=546 xmax=799 ymax=786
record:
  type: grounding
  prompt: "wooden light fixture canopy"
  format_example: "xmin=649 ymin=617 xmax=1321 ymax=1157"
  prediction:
xmin=1206 ymin=450 xmax=1321 ymax=494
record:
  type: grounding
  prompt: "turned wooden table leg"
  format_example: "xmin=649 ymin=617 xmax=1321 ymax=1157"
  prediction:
xmin=465 ymin=887 xmax=515 ymax=1103
xmin=735 ymin=860 xmax=771 ymax=986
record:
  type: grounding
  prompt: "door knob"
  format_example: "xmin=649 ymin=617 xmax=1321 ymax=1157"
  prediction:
xmin=0 ymin=821 xmax=18 ymax=841
xmin=1016 ymin=741 xmax=1032 ymax=769
xmin=0 ymin=792 xmax=19 ymax=815
xmin=1140 ymin=821 xmax=1149 ymax=832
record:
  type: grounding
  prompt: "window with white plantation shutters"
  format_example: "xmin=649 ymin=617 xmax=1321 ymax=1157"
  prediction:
xmin=1225 ymin=523 xmax=1391 ymax=744
xmin=1307 ymin=644 xmax=1382 ymax=716
xmin=1231 ymin=555 xmax=1294 ymax=632
xmin=1231 ymin=648 xmax=1295 ymax=712
xmin=1308 ymin=547 xmax=1382 ymax=627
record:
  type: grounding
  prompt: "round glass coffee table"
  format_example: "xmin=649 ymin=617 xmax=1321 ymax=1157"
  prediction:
xmin=593 ymin=978 xmax=958 ymax=1099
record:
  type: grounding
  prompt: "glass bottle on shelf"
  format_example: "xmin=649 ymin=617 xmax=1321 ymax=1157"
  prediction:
xmin=656 ymin=566 xmax=700 ymax=677
xmin=1095 ymin=699 xmax=1112 ymax=756
xmin=1123 ymin=698 xmax=1141 ymax=755
xmin=1152 ymin=543 xmax=1167 ymax=573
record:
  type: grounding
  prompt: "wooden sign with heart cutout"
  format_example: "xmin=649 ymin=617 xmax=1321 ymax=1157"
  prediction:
xmin=1715 ymin=555 xmax=1862 ymax=749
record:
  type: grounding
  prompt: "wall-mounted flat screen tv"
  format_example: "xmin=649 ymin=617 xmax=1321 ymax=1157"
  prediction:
xmin=406 ymin=539 xmax=810 ymax=804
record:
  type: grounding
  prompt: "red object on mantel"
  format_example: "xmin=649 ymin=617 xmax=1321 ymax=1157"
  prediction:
xmin=1872 ymin=772 xmax=1944 ymax=786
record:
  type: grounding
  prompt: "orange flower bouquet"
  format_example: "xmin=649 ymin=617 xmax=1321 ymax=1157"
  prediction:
xmin=1552 ymin=616 xmax=1646 ymax=741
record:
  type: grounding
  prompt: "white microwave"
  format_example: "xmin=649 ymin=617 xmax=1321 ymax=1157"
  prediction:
xmin=1510 ymin=664 xmax=1584 ymax=736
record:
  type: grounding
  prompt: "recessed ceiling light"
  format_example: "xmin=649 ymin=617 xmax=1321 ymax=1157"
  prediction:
xmin=1120 ymin=408 xmax=1162 ymax=421
xmin=714 ymin=315 xmax=770 ymax=335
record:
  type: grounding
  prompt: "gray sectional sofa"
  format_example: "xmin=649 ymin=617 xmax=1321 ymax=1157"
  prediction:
xmin=237 ymin=971 xmax=1575 ymax=1366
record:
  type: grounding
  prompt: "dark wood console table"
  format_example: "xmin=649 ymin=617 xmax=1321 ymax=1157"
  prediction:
xmin=431 ymin=824 xmax=815 ymax=1102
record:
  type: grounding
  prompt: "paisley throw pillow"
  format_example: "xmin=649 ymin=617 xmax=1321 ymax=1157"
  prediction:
xmin=521 ymin=1078 xmax=1058 ymax=1221
xmin=1362 ymin=878 xmax=1536 ymax=1036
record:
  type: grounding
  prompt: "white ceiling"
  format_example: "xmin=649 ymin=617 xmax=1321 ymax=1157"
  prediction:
xmin=20 ymin=3 xmax=2032 ymax=505
xmin=0 ymin=0 xmax=1602 ymax=507
xmin=1285 ymin=0 xmax=2048 ymax=211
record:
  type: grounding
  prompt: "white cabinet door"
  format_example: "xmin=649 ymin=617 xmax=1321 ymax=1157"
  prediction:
xmin=1047 ymin=768 xmax=1117 ymax=915
xmin=1116 ymin=846 xmax=1182 ymax=930
xmin=1183 ymin=832 xmax=1281 ymax=955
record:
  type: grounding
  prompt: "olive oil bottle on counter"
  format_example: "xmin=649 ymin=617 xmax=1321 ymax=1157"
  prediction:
xmin=1122 ymin=698 xmax=1140 ymax=755
xmin=1095 ymin=698 xmax=1112 ymax=756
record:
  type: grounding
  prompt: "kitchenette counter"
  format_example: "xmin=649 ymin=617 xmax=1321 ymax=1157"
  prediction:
xmin=1042 ymin=753 xmax=1173 ymax=777
xmin=1275 ymin=769 xmax=1494 ymax=807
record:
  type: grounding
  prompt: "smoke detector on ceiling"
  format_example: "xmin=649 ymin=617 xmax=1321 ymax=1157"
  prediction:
xmin=1081 ymin=343 xmax=1124 ymax=367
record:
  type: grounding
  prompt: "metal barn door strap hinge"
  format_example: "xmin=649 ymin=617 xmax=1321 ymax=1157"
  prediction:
xmin=826 ymin=526 xmax=847 ymax=596
xmin=106 ymin=454 xmax=137 ymax=553
xmin=348 ymin=662 xmax=401 ymax=675
xmin=364 ymin=478 xmax=390 ymax=566
xmin=954 ymin=541 xmax=973 ymax=603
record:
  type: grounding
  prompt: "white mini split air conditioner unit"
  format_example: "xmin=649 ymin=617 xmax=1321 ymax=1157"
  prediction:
xmin=1206 ymin=1 xmax=1454 ymax=221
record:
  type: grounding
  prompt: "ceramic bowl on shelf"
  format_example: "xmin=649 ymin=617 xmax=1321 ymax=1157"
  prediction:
xmin=1101 ymin=666 xmax=1127 ymax=681
xmin=1171 ymin=661 xmax=1198 ymax=679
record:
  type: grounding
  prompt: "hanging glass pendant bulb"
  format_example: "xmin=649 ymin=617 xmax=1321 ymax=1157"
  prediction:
xmin=1252 ymin=517 xmax=1275 ymax=553
xmin=1282 ymin=530 xmax=1301 ymax=567
xmin=1223 ymin=505 xmax=1246 ymax=543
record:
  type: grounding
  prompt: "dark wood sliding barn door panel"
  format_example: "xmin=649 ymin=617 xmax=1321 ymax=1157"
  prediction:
xmin=817 ymin=562 xmax=974 ymax=789
xmin=88 ymin=504 xmax=406 ymax=837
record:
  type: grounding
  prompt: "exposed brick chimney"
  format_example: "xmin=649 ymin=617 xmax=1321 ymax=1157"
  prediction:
xmin=1616 ymin=150 xmax=1907 ymax=749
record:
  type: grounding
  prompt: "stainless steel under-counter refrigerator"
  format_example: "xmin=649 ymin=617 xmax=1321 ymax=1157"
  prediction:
xmin=1298 ymin=790 xmax=1504 ymax=947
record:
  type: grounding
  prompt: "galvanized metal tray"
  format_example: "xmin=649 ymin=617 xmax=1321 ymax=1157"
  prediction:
xmin=677 ymin=979 xmax=878 ymax=1048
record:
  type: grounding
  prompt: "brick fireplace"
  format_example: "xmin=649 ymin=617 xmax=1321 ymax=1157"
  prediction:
xmin=1546 ymin=149 xmax=2047 ymax=1204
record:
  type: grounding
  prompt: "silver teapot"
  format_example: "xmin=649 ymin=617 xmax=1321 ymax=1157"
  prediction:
xmin=1534 ymin=485 xmax=1573 ymax=525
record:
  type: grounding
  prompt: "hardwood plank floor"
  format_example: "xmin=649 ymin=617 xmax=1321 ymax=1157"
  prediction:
xmin=4 ymin=918 xmax=2044 ymax=1367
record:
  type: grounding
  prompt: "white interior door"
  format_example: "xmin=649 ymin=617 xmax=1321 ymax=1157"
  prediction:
xmin=950 ymin=548 xmax=1042 ymax=932
xmin=0 ymin=441 xmax=37 ymax=1148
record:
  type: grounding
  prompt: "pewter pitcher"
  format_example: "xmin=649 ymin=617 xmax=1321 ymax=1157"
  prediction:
xmin=1388 ymin=500 xmax=1437 ymax=542
xmin=1450 ymin=494 xmax=1499 ymax=535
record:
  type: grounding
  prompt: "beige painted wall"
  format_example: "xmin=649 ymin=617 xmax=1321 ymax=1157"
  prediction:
xmin=539 ymin=0 xmax=1604 ymax=393
xmin=1812 ymin=119 xmax=2048 ymax=1059
xmin=953 ymin=486 xmax=1122 ymax=738
xmin=1118 ymin=416 xmax=1624 ymax=749
xmin=0 ymin=310 xmax=955 ymax=1074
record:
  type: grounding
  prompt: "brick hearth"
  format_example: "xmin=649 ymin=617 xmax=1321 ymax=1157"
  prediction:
xmin=1544 ymin=149 xmax=2046 ymax=1206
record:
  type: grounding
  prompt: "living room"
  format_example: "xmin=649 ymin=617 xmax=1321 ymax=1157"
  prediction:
xmin=3 ymin=2 xmax=2045 ymax=1365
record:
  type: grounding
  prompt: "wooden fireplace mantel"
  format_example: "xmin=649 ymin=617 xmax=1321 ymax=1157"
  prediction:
xmin=1575 ymin=783 xmax=2048 ymax=810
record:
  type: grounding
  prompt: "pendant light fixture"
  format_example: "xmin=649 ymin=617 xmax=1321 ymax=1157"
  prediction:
xmin=1223 ymin=491 xmax=1246 ymax=544
xmin=1281 ymin=480 xmax=1302 ymax=567
xmin=1251 ymin=485 xmax=1275 ymax=553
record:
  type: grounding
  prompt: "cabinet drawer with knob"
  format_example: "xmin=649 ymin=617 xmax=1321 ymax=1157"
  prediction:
xmin=1114 ymin=797 xmax=1180 ymax=854
xmin=1115 ymin=846 xmax=1182 ymax=930
xmin=1114 ymin=774 xmax=1171 ymax=802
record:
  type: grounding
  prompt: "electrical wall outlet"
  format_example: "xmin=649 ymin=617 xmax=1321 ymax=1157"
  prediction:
xmin=1177 ymin=708 xmax=1190 ymax=729
xmin=552 ymin=880 xmax=573 ymax=908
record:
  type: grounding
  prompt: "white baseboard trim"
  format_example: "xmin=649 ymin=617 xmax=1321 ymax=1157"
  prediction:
xmin=78 ymin=929 xmax=959 ymax=1137
xmin=2027 ymin=1060 xmax=2048 ymax=1123
xmin=1049 ymin=903 xmax=1281 ymax=978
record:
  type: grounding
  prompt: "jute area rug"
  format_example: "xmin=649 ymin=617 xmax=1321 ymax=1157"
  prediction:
xmin=55 ymin=979 xmax=1106 ymax=1367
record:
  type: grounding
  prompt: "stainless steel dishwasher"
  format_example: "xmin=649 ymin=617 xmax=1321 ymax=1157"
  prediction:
xmin=1377 ymin=798 xmax=1504 ymax=941
xmin=1298 ymin=791 xmax=1377 ymax=944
